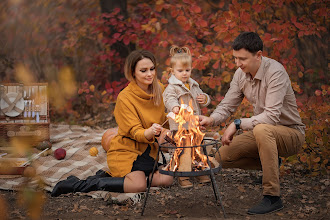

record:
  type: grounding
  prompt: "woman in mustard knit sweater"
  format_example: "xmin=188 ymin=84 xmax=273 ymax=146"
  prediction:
xmin=51 ymin=50 xmax=173 ymax=197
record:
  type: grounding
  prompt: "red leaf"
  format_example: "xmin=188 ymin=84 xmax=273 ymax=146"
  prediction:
xmin=100 ymin=54 xmax=107 ymax=61
xmin=161 ymin=30 xmax=168 ymax=39
xmin=183 ymin=23 xmax=191 ymax=31
xmin=223 ymin=33 xmax=231 ymax=43
xmin=209 ymin=78 xmax=216 ymax=89
xmin=191 ymin=5 xmax=201 ymax=13
xmin=176 ymin=15 xmax=186 ymax=22
xmin=113 ymin=33 xmax=121 ymax=39
xmin=212 ymin=60 xmax=220 ymax=69
xmin=293 ymin=22 xmax=305 ymax=30
xmin=123 ymin=36 xmax=130 ymax=45
xmin=171 ymin=9 xmax=179 ymax=18
xmin=213 ymin=46 xmax=221 ymax=52
xmin=241 ymin=2 xmax=250 ymax=10
xmin=228 ymin=62 xmax=236 ymax=70
xmin=113 ymin=8 xmax=121 ymax=14
xmin=199 ymin=19 xmax=207 ymax=27
xmin=161 ymin=18 xmax=168 ymax=24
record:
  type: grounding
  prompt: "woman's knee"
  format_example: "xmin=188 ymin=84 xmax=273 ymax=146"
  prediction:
xmin=125 ymin=172 xmax=147 ymax=192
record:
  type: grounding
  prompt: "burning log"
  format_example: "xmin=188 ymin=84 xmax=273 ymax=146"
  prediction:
xmin=164 ymin=131 xmax=176 ymax=146
xmin=178 ymin=147 xmax=192 ymax=172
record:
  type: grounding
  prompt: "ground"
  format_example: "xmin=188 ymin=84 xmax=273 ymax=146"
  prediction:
xmin=1 ymin=167 xmax=329 ymax=220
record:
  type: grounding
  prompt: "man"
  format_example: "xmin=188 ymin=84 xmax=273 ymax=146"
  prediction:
xmin=199 ymin=32 xmax=305 ymax=214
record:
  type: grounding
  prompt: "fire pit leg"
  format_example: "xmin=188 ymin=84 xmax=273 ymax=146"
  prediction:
xmin=141 ymin=145 xmax=160 ymax=216
xmin=203 ymin=146 xmax=227 ymax=218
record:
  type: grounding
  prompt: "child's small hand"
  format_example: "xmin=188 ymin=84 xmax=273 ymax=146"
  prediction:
xmin=172 ymin=106 xmax=180 ymax=114
xmin=196 ymin=94 xmax=207 ymax=104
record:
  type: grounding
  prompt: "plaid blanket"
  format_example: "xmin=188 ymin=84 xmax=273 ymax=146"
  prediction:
xmin=0 ymin=124 xmax=143 ymax=202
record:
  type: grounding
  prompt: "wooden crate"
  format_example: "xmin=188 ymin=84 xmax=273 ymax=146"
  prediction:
xmin=0 ymin=83 xmax=49 ymax=147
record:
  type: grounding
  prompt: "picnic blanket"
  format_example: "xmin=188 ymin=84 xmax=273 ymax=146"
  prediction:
xmin=0 ymin=124 xmax=145 ymax=204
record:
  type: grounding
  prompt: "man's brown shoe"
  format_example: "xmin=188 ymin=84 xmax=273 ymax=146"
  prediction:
xmin=178 ymin=177 xmax=193 ymax=188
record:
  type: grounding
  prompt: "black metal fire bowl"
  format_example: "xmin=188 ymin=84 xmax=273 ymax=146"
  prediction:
xmin=158 ymin=137 xmax=221 ymax=177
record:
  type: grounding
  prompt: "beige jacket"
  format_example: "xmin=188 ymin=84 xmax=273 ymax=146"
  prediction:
xmin=163 ymin=75 xmax=210 ymax=130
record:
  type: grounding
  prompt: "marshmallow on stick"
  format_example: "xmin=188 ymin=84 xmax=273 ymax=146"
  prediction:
xmin=180 ymin=104 xmax=193 ymax=113
xmin=162 ymin=112 xmax=176 ymax=126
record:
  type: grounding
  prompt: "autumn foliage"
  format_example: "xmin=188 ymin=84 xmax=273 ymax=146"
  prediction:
xmin=0 ymin=0 xmax=328 ymax=176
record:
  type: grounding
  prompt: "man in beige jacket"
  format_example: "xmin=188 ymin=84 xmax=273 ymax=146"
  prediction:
xmin=199 ymin=32 xmax=305 ymax=215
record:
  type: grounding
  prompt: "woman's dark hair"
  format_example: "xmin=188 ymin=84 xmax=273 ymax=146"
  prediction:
xmin=232 ymin=32 xmax=263 ymax=54
xmin=124 ymin=50 xmax=162 ymax=106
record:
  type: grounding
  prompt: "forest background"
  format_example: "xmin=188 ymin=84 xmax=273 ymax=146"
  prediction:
xmin=0 ymin=0 xmax=328 ymax=177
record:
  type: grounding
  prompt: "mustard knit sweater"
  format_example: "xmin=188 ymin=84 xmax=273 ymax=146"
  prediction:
xmin=107 ymin=81 xmax=166 ymax=177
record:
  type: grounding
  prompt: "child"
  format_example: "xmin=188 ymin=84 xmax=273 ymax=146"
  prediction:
xmin=163 ymin=45 xmax=211 ymax=188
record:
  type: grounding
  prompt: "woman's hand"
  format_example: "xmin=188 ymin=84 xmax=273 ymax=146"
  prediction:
xmin=196 ymin=94 xmax=207 ymax=104
xmin=145 ymin=123 xmax=163 ymax=141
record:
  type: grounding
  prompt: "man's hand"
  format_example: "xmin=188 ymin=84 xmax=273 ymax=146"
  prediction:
xmin=198 ymin=115 xmax=214 ymax=130
xmin=221 ymin=122 xmax=236 ymax=146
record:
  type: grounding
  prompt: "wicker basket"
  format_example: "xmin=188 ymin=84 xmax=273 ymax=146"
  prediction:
xmin=0 ymin=83 xmax=49 ymax=147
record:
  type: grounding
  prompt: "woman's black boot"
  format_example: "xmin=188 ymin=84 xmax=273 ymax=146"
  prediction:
xmin=51 ymin=170 xmax=112 ymax=197
xmin=51 ymin=175 xmax=80 ymax=197
xmin=77 ymin=177 xmax=125 ymax=193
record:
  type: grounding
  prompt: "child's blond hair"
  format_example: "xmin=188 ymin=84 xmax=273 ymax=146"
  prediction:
xmin=169 ymin=45 xmax=192 ymax=68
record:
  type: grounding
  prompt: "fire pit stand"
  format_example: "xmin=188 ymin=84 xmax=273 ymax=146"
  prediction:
xmin=141 ymin=137 xmax=226 ymax=218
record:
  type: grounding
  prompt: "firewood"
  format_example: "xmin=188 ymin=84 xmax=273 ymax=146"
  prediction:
xmin=178 ymin=147 xmax=192 ymax=172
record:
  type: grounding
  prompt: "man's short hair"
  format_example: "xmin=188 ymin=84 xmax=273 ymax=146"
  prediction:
xmin=232 ymin=32 xmax=263 ymax=54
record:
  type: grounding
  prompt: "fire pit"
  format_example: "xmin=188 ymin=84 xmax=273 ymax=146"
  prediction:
xmin=159 ymin=136 xmax=222 ymax=176
xmin=141 ymin=136 xmax=226 ymax=217
xmin=141 ymin=102 xmax=226 ymax=217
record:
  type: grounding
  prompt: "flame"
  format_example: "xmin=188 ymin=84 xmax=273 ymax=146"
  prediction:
xmin=168 ymin=100 xmax=208 ymax=171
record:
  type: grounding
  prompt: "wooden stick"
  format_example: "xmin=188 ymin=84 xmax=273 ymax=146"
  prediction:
xmin=21 ymin=148 xmax=49 ymax=166
xmin=161 ymin=118 xmax=169 ymax=127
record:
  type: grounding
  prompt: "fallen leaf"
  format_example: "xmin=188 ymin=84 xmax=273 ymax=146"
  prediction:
xmin=93 ymin=210 xmax=104 ymax=215
xmin=237 ymin=185 xmax=246 ymax=192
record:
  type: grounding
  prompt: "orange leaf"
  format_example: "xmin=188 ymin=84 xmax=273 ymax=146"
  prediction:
xmin=209 ymin=78 xmax=216 ymax=89
xmin=223 ymin=74 xmax=231 ymax=83
xmin=161 ymin=18 xmax=168 ymax=24
xmin=313 ymin=157 xmax=321 ymax=163
xmin=176 ymin=15 xmax=186 ymax=22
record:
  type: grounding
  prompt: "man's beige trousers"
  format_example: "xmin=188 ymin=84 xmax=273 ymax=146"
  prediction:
xmin=216 ymin=124 xmax=305 ymax=196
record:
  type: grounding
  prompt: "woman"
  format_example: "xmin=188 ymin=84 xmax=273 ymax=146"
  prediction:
xmin=51 ymin=50 xmax=173 ymax=197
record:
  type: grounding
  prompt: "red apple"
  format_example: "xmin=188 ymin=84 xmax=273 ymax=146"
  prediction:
xmin=54 ymin=148 xmax=66 ymax=160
